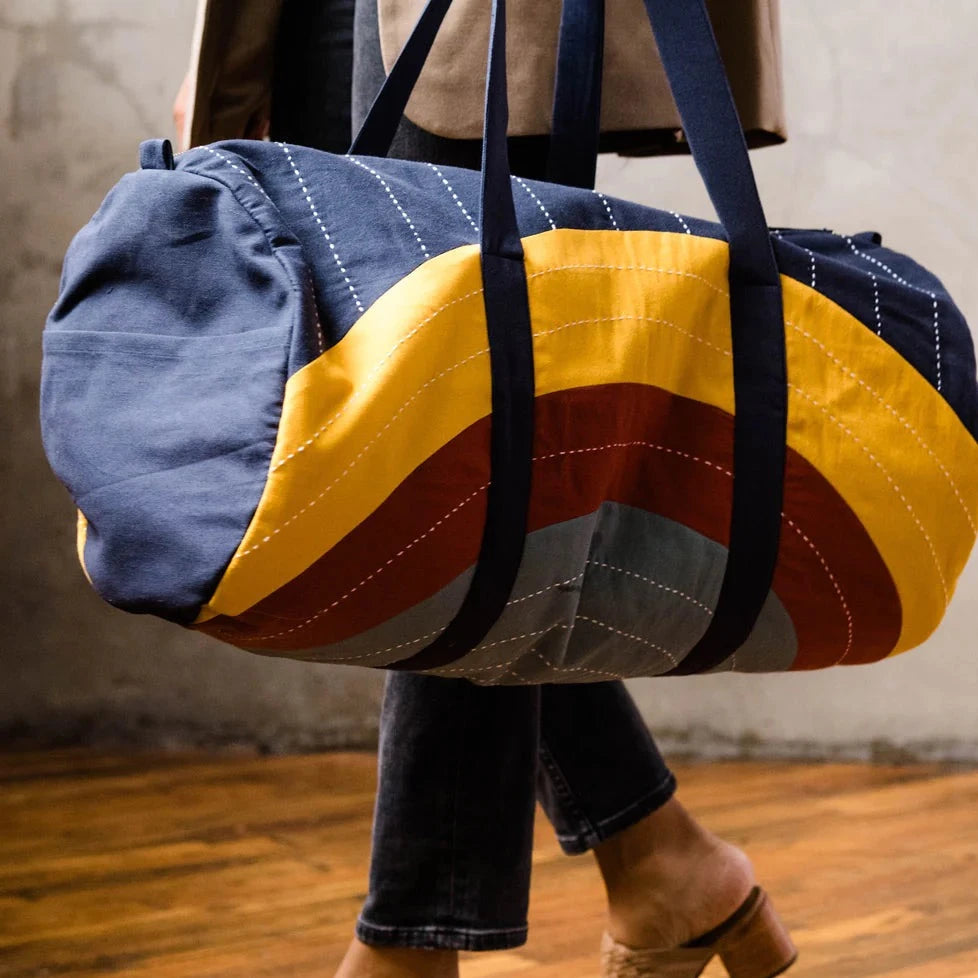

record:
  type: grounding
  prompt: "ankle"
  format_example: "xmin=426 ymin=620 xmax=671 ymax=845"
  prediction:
xmin=594 ymin=799 xmax=755 ymax=949
xmin=594 ymin=798 xmax=713 ymax=895
xmin=334 ymin=939 xmax=459 ymax=978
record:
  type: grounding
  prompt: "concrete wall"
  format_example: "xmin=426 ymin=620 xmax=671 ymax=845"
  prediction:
xmin=1 ymin=1 xmax=975 ymax=758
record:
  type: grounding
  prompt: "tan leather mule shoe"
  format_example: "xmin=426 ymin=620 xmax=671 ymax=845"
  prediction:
xmin=600 ymin=887 xmax=797 ymax=978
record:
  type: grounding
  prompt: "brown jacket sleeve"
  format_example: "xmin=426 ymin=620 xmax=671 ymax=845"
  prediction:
xmin=185 ymin=0 xmax=285 ymax=149
xmin=378 ymin=0 xmax=785 ymax=144
xmin=187 ymin=0 xmax=785 ymax=150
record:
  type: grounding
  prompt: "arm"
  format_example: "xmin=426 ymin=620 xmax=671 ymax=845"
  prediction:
xmin=173 ymin=0 xmax=286 ymax=150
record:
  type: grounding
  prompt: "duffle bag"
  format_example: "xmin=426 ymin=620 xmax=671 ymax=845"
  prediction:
xmin=40 ymin=0 xmax=978 ymax=684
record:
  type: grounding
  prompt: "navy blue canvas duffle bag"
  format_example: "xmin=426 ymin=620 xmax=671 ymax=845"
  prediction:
xmin=41 ymin=0 xmax=978 ymax=683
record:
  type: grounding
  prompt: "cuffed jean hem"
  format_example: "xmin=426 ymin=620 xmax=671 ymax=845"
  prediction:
xmin=356 ymin=918 xmax=529 ymax=952
xmin=554 ymin=771 xmax=678 ymax=856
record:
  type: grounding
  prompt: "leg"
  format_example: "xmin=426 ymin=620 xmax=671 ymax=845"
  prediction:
xmin=340 ymin=5 xmax=551 ymax=974
xmin=537 ymin=682 xmax=755 ymax=949
xmin=337 ymin=674 xmax=540 ymax=977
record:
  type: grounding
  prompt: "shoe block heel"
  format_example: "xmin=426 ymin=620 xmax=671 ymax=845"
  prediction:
xmin=715 ymin=890 xmax=798 ymax=978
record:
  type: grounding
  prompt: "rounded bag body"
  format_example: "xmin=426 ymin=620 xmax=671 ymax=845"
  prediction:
xmin=41 ymin=2 xmax=978 ymax=684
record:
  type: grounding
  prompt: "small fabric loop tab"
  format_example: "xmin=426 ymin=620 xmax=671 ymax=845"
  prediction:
xmin=139 ymin=139 xmax=175 ymax=171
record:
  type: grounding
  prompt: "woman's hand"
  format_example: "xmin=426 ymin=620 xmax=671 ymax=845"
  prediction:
xmin=173 ymin=72 xmax=192 ymax=152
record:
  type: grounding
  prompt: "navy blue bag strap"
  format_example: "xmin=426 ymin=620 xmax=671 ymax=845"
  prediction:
xmin=357 ymin=0 xmax=787 ymax=675
xmin=353 ymin=0 xmax=606 ymax=190
xmin=381 ymin=0 xmax=537 ymax=671
xmin=637 ymin=0 xmax=787 ymax=674
xmin=349 ymin=0 xmax=452 ymax=157
xmin=546 ymin=0 xmax=605 ymax=188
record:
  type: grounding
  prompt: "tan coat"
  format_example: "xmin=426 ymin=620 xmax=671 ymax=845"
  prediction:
xmin=185 ymin=0 xmax=785 ymax=151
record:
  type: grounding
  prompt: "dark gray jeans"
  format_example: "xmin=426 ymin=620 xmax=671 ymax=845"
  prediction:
xmin=272 ymin=0 xmax=677 ymax=951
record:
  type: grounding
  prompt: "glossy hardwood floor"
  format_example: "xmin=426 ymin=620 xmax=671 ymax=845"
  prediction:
xmin=2 ymin=749 xmax=977 ymax=977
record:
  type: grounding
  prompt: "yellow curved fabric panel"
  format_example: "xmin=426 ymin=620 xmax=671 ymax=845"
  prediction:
xmin=197 ymin=229 xmax=978 ymax=660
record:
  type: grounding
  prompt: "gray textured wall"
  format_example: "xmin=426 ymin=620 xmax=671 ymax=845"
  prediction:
xmin=1 ymin=1 xmax=975 ymax=757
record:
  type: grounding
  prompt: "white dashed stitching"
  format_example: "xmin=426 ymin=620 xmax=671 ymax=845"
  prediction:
xmin=669 ymin=210 xmax=692 ymax=235
xmin=202 ymin=146 xmax=271 ymax=199
xmin=347 ymin=155 xmax=430 ymax=259
xmin=535 ymin=315 xmax=731 ymax=359
xmin=267 ymin=288 xmax=483 ymax=475
xmin=527 ymin=263 xmax=728 ymax=297
xmin=783 ymin=516 xmax=854 ymax=664
xmin=254 ymin=484 xmax=488 ymax=641
xmin=840 ymin=234 xmax=943 ymax=392
xmin=585 ymin=560 xmax=713 ymax=615
xmin=236 ymin=345 xmax=490 ymax=557
xmin=577 ymin=614 xmax=679 ymax=664
xmin=241 ymin=313 xmax=731 ymax=561
xmin=787 ymin=317 xmax=975 ymax=533
xmin=307 ymin=272 xmax=324 ymax=356
xmin=426 ymin=163 xmax=479 ymax=234
xmin=533 ymin=440 xmax=733 ymax=477
xmin=871 ymin=273 xmax=882 ymax=336
xmin=788 ymin=382 xmax=949 ymax=605
xmin=278 ymin=142 xmax=364 ymax=314
xmin=592 ymin=191 xmax=619 ymax=230
xmin=514 ymin=176 xmax=557 ymax=230
xmin=805 ymin=247 xmax=817 ymax=289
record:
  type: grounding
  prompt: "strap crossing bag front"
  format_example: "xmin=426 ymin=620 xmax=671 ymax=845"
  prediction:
xmin=41 ymin=0 xmax=978 ymax=683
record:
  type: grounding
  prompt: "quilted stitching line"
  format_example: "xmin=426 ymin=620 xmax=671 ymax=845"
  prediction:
xmin=426 ymin=163 xmax=479 ymax=234
xmin=239 ymin=312 xmax=728 ymax=561
xmin=266 ymin=266 xmax=728 ymax=480
xmin=269 ymin=288 xmax=483 ymax=475
xmin=527 ymin=263 xmax=729 ymax=297
xmin=585 ymin=559 xmax=714 ymax=615
xmin=592 ymin=191 xmax=620 ymax=230
xmin=347 ymin=155 xmax=430 ymax=260
xmin=278 ymin=142 xmax=364 ymax=314
xmin=839 ymin=234 xmax=942 ymax=392
xmin=323 ymin=629 xmax=443 ymax=664
xmin=577 ymin=614 xmax=679 ymax=664
xmin=787 ymin=318 xmax=975 ymax=533
xmin=236 ymin=345 xmax=490 ymax=557
xmin=236 ymin=438 xmax=730 ymax=642
xmin=871 ymin=273 xmax=882 ymax=336
xmin=804 ymin=246 xmax=817 ymax=289
xmin=783 ymin=516 xmax=854 ymax=663
xmin=340 ymin=563 xmax=711 ymax=670
xmin=202 ymin=146 xmax=271 ymax=200
xmin=788 ymin=382 xmax=950 ymax=605
xmin=533 ymin=441 xmax=733 ymax=476
xmin=535 ymin=315 xmax=732 ymax=359
xmin=668 ymin=210 xmax=693 ymax=235
xmin=317 ymin=454 xmax=854 ymax=674
xmin=307 ymin=271 xmax=324 ymax=356
xmin=253 ymin=484 xmax=488 ymax=641
xmin=514 ymin=176 xmax=557 ymax=231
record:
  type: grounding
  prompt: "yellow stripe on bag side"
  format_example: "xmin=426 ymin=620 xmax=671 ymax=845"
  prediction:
xmin=197 ymin=229 xmax=978 ymax=660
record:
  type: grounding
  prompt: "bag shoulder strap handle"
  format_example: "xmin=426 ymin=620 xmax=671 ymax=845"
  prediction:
xmin=546 ymin=0 xmax=605 ymax=188
xmin=356 ymin=0 xmax=787 ymax=675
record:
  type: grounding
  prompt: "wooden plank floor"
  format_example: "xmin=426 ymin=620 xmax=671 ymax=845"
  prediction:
xmin=2 ymin=751 xmax=978 ymax=977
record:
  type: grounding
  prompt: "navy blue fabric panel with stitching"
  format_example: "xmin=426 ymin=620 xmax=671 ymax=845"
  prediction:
xmin=193 ymin=140 xmax=977 ymax=439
